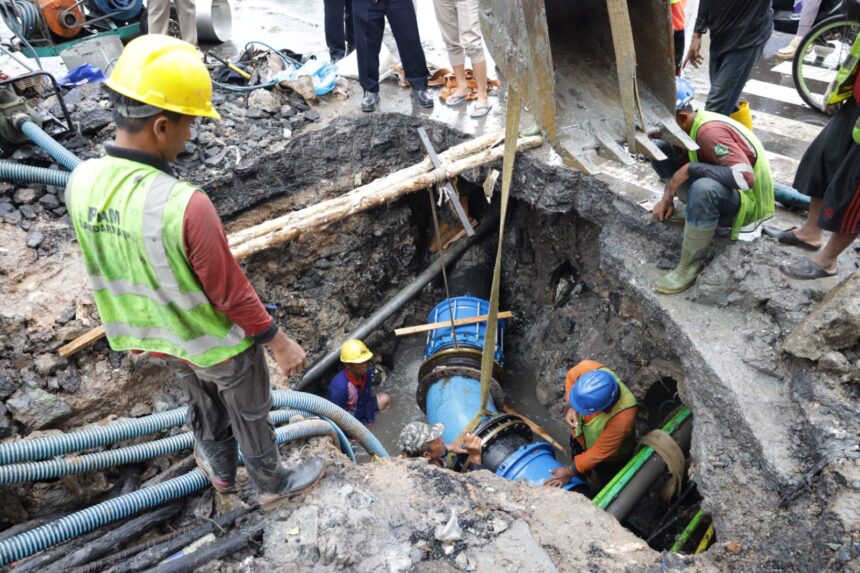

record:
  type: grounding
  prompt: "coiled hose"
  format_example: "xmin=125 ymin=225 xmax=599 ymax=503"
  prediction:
xmin=0 ymin=391 xmax=380 ymax=465
xmin=0 ymin=419 xmax=335 ymax=566
xmin=0 ymin=0 xmax=43 ymax=69
xmin=212 ymin=40 xmax=301 ymax=93
xmin=18 ymin=119 xmax=83 ymax=171
xmin=0 ymin=160 xmax=71 ymax=187
xmin=0 ymin=408 xmax=355 ymax=484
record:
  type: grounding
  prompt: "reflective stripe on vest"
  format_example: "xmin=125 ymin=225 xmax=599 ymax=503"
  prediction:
xmin=67 ymin=157 xmax=253 ymax=367
xmin=574 ymin=369 xmax=638 ymax=458
xmin=688 ymin=110 xmax=775 ymax=240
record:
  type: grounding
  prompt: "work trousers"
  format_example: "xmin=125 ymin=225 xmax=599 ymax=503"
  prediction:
xmin=148 ymin=0 xmax=197 ymax=45
xmin=652 ymin=140 xmax=741 ymax=229
xmin=325 ymin=0 xmax=354 ymax=61
xmin=353 ymin=0 xmax=429 ymax=92
xmin=705 ymin=43 xmax=764 ymax=116
xmin=432 ymin=0 xmax=485 ymax=68
xmin=162 ymin=344 xmax=275 ymax=459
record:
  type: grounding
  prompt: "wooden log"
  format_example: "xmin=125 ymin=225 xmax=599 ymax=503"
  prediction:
xmin=229 ymin=135 xmax=543 ymax=260
xmin=394 ymin=311 xmax=513 ymax=337
xmin=58 ymin=133 xmax=540 ymax=358
xmin=227 ymin=129 xmax=505 ymax=248
xmin=58 ymin=325 xmax=105 ymax=358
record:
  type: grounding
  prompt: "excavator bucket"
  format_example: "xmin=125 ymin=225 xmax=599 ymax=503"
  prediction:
xmin=480 ymin=0 xmax=697 ymax=174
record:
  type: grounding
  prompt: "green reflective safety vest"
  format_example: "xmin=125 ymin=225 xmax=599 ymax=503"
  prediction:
xmin=574 ymin=368 xmax=638 ymax=459
xmin=66 ymin=156 xmax=254 ymax=367
xmin=688 ymin=110 xmax=774 ymax=240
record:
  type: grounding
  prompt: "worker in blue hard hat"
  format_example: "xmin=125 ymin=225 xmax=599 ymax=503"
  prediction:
xmin=545 ymin=360 xmax=638 ymax=490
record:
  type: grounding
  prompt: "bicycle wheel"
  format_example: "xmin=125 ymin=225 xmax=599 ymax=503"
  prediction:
xmin=792 ymin=15 xmax=860 ymax=113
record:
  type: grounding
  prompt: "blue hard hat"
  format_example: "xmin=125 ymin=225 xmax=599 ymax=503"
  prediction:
xmin=675 ymin=76 xmax=695 ymax=111
xmin=569 ymin=369 xmax=620 ymax=415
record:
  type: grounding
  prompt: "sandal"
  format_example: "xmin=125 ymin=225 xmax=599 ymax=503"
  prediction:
xmin=468 ymin=102 xmax=492 ymax=118
xmin=778 ymin=258 xmax=837 ymax=280
xmin=762 ymin=225 xmax=821 ymax=251
xmin=446 ymin=93 xmax=468 ymax=107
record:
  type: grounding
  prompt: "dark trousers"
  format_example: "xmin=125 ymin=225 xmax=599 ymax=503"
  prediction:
xmin=325 ymin=0 xmax=354 ymax=61
xmin=353 ymin=0 xmax=429 ymax=93
xmin=705 ymin=43 xmax=764 ymax=116
xmin=651 ymin=139 xmax=741 ymax=229
xmin=163 ymin=344 xmax=275 ymax=458
xmin=673 ymin=29 xmax=684 ymax=75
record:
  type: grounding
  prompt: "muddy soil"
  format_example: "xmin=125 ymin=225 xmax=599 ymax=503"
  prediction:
xmin=0 ymin=110 xmax=858 ymax=572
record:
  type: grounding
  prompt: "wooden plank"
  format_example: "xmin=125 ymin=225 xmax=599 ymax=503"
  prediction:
xmin=58 ymin=325 xmax=105 ymax=358
xmin=394 ymin=311 xmax=513 ymax=337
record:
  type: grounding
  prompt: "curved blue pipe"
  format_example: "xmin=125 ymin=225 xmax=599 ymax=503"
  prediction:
xmin=424 ymin=296 xmax=505 ymax=364
xmin=0 ymin=409 xmax=355 ymax=484
xmin=0 ymin=391 xmax=380 ymax=464
xmin=773 ymin=181 xmax=811 ymax=208
xmin=426 ymin=375 xmax=497 ymax=444
xmin=18 ymin=120 xmax=83 ymax=171
xmin=496 ymin=442 xmax=586 ymax=491
xmin=0 ymin=420 xmax=335 ymax=566
xmin=0 ymin=161 xmax=70 ymax=187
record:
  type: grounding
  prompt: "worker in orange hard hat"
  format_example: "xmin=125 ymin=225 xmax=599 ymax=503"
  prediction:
xmin=327 ymin=339 xmax=391 ymax=424
xmin=65 ymin=35 xmax=325 ymax=511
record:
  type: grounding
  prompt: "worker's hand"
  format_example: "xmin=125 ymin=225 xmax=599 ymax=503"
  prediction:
xmin=462 ymin=433 xmax=483 ymax=466
xmin=563 ymin=407 xmax=579 ymax=430
xmin=544 ymin=465 xmax=575 ymax=488
xmin=683 ymin=33 xmax=704 ymax=69
xmin=652 ymin=197 xmax=675 ymax=222
xmin=267 ymin=329 xmax=307 ymax=377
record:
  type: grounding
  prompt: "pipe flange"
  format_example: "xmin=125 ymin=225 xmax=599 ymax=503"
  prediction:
xmin=418 ymin=347 xmax=504 ymax=382
xmin=416 ymin=364 xmax=505 ymax=414
xmin=472 ymin=414 xmax=532 ymax=449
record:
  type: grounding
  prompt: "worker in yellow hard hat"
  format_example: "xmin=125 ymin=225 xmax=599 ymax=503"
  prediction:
xmin=64 ymin=35 xmax=325 ymax=511
xmin=327 ymin=339 xmax=391 ymax=424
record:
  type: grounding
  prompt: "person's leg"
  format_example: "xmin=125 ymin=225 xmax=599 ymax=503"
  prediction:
xmin=791 ymin=197 xmax=825 ymax=245
xmin=650 ymin=139 xmax=686 ymax=180
xmin=353 ymin=0 xmax=385 ymax=94
xmin=673 ymin=29 xmax=685 ymax=75
xmin=797 ymin=0 xmax=824 ymax=37
xmin=376 ymin=392 xmax=391 ymax=412
xmin=386 ymin=0 xmax=430 ymax=91
xmin=324 ymin=0 xmax=347 ymax=61
xmin=812 ymin=233 xmax=857 ymax=273
xmin=195 ymin=345 xmax=325 ymax=508
xmin=653 ymin=178 xmax=738 ymax=294
xmin=174 ymin=0 xmax=197 ymax=45
xmin=147 ymin=0 xmax=171 ymax=35
xmin=345 ymin=0 xmax=355 ymax=54
xmin=460 ymin=0 xmax=489 ymax=108
xmin=167 ymin=358 xmax=237 ymax=492
xmin=705 ymin=44 xmax=762 ymax=115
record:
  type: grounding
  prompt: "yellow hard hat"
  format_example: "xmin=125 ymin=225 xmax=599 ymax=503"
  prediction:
xmin=105 ymin=34 xmax=221 ymax=120
xmin=340 ymin=339 xmax=373 ymax=364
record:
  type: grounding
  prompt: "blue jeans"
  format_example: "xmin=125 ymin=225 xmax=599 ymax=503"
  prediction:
xmin=705 ymin=44 xmax=764 ymax=116
xmin=651 ymin=140 xmax=741 ymax=229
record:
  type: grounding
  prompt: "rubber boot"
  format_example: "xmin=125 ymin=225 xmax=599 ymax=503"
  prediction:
xmin=194 ymin=437 xmax=239 ymax=494
xmin=244 ymin=446 xmax=327 ymax=511
xmin=652 ymin=225 xmax=717 ymax=294
xmin=668 ymin=203 xmax=686 ymax=224
xmin=730 ymin=101 xmax=753 ymax=130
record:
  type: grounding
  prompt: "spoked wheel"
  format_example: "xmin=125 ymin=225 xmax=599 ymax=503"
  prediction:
xmin=792 ymin=16 xmax=860 ymax=113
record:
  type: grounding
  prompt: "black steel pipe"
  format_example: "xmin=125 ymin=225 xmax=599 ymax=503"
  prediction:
xmin=605 ymin=416 xmax=694 ymax=521
xmin=295 ymin=211 xmax=500 ymax=391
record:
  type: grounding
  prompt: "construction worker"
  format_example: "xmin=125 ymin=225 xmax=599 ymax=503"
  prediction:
xmin=398 ymin=421 xmax=483 ymax=469
xmin=147 ymin=0 xmax=197 ymax=45
xmin=671 ymin=0 xmax=687 ymax=75
xmin=648 ymin=78 xmax=774 ymax=294
xmin=327 ymin=339 xmax=391 ymax=424
xmin=545 ymin=360 xmax=638 ymax=490
xmin=64 ymin=35 xmax=325 ymax=511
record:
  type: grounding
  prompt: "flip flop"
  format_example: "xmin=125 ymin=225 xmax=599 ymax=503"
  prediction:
xmin=762 ymin=225 xmax=821 ymax=251
xmin=778 ymin=258 xmax=837 ymax=280
xmin=468 ymin=102 xmax=492 ymax=118
xmin=446 ymin=93 xmax=467 ymax=107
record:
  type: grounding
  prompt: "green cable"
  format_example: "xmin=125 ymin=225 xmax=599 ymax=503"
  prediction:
xmin=670 ymin=508 xmax=705 ymax=553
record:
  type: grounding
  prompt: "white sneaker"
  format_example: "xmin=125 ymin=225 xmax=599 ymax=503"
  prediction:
xmin=777 ymin=36 xmax=802 ymax=60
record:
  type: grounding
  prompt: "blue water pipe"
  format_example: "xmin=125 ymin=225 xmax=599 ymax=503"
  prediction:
xmin=0 ymin=409 xmax=355 ymax=484
xmin=0 ymin=419 xmax=335 ymax=566
xmin=424 ymin=296 xmax=504 ymax=364
xmin=0 ymin=160 xmax=70 ymax=187
xmin=425 ymin=375 xmax=498 ymax=444
xmin=773 ymin=181 xmax=811 ymax=208
xmin=495 ymin=442 xmax=580 ymax=491
xmin=0 ymin=391 xmax=382 ymax=465
xmin=16 ymin=118 xmax=83 ymax=171
xmin=420 ymin=295 xmax=584 ymax=491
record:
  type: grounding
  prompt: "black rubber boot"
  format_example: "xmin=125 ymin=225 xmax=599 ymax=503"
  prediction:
xmin=194 ymin=437 xmax=238 ymax=494
xmin=244 ymin=446 xmax=327 ymax=511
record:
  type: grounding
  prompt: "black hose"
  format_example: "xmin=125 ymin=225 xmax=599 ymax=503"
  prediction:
xmin=69 ymin=523 xmax=199 ymax=573
xmin=140 ymin=526 xmax=264 ymax=573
